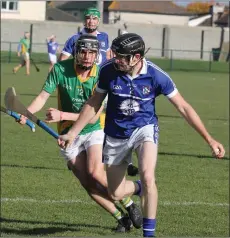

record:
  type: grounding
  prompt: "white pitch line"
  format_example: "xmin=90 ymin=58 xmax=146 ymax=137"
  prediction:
xmin=1 ymin=197 xmax=228 ymax=207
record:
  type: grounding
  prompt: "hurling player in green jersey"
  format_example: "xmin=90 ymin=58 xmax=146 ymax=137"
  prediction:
xmin=17 ymin=34 xmax=142 ymax=232
xmin=13 ymin=32 xmax=30 ymax=75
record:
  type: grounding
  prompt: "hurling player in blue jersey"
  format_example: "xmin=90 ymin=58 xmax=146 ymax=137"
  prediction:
xmin=59 ymin=7 xmax=110 ymax=66
xmin=58 ymin=33 xmax=225 ymax=237
xmin=59 ymin=7 xmax=139 ymax=176
xmin=46 ymin=35 xmax=60 ymax=72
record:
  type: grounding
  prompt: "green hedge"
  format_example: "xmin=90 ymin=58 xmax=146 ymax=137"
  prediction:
xmin=1 ymin=51 xmax=228 ymax=73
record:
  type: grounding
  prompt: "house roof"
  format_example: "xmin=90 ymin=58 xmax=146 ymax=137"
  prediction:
xmin=48 ymin=1 xmax=67 ymax=8
xmin=108 ymin=1 xmax=191 ymax=15
xmin=46 ymin=7 xmax=81 ymax=22
xmin=57 ymin=1 xmax=112 ymax=11
xmin=58 ymin=1 xmax=97 ymax=10
xmin=214 ymin=7 xmax=229 ymax=26
xmin=197 ymin=17 xmax=212 ymax=26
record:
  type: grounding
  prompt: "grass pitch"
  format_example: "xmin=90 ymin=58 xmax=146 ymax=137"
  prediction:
xmin=1 ymin=63 xmax=229 ymax=237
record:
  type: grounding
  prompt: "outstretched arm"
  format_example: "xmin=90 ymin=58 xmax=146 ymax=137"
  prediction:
xmin=45 ymin=104 xmax=104 ymax=124
xmin=28 ymin=90 xmax=50 ymax=114
xmin=169 ymin=92 xmax=225 ymax=158
xmin=46 ymin=35 xmax=54 ymax=42
xmin=18 ymin=90 xmax=50 ymax=125
xmin=58 ymin=36 xmax=74 ymax=62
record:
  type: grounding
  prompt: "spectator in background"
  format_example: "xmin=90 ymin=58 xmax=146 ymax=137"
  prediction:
xmin=13 ymin=32 xmax=30 ymax=75
xmin=46 ymin=35 xmax=60 ymax=72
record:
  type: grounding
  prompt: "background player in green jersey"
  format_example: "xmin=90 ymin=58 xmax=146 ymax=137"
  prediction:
xmin=17 ymin=34 xmax=142 ymax=232
xmin=13 ymin=32 xmax=31 ymax=75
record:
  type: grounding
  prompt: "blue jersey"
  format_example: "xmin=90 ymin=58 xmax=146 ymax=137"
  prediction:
xmin=47 ymin=41 xmax=59 ymax=54
xmin=61 ymin=28 xmax=109 ymax=66
xmin=96 ymin=59 xmax=178 ymax=138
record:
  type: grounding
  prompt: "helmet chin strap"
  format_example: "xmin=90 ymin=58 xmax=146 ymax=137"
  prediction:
xmin=77 ymin=64 xmax=93 ymax=70
xmin=85 ymin=28 xmax=97 ymax=33
xmin=75 ymin=56 xmax=98 ymax=71
xmin=128 ymin=47 xmax=151 ymax=75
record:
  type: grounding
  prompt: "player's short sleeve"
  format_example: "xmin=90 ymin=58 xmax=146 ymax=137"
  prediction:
xmin=156 ymin=70 xmax=178 ymax=98
xmin=61 ymin=35 xmax=76 ymax=56
xmin=96 ymin=66 xmax=109 ymax=93
xmin=42 ymin=64 xmax=59 ymax=94
xmin=17 ymin=43 xmax=21 ymax=52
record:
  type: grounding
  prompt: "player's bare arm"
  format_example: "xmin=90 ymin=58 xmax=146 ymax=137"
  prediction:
xmin=45 ymin=104 xmax=103 ymax=124
xmin=18 ymin=90 xmax=50 ymax=125
xmin=106 ymin=49 xmax=113 ymax=60
xmin=58 ymin=53 xmax=70 ymax=62
xmin=169 ymin=92 xmax=225 ymax=158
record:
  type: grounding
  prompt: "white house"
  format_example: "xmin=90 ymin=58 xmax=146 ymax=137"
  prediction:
xmin=1 ymin=1 xmax=46 ymax=21
xmin=108 ymin=1 xmax=193 ymax=26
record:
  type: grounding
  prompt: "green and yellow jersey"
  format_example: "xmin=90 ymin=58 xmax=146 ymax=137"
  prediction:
xmin=43 ymin=58 xmax=102 ymax=135
xmin=19 ymin=38 xmax=30 ymax=54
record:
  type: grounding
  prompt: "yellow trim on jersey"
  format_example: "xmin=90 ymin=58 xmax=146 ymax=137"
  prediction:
xmin=21 ymin=44 xmax=26 ymax=54
xmin=57 ymin=90 xmax=74 ymax=133
xmin=57 ymin=89 xmax=62 ymax=133
xmin=100 ymin=112 xmax=106 ymax=129
xmin=76 ymin=64 xmax=97 ymax=83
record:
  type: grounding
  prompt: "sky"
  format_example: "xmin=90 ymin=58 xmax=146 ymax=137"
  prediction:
xmin=173 ymin=0 xmax=229 ymax=6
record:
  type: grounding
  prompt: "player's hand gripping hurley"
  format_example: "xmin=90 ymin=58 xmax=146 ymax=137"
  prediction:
xmin=1 ymin=105 xmax=35 ymax=132
xmin=4 ymin=87 xmax=58 ymax=139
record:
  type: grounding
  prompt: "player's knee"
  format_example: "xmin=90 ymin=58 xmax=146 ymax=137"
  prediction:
xmin=142 ymin=172 xmax=156 ymax=190
xmin=88 ymin=167 xmax=101 ymax=182
xmin=108 ymin=188 xmax=125 ymax=201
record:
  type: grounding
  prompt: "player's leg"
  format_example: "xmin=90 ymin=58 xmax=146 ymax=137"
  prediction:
xmin=103 ymin=135 xmax=140 ymax=200
xmin=134 ymin=124 xmax=159 ymax=237
xmin=48 ymin=53 xmax=56 ymax=72
xmin=85 ymin=130 xmax=142 ymax=228
xmin=25 ymin=53 xmax=30 ymax=75
xmin=62 ymin=135 xmax=132 ymax=232
xmin=68 ymin=152 xmax=132 ymax=232
xmin=13 ymin=56 xmax=25 ymax=73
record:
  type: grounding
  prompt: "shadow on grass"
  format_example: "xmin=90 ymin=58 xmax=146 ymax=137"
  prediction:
xmin=1 ymin=151 xmax=229 ymax=173
xmin=0 ymin=227 xmax=80 ymax=236
xmin=158 ymin=114 xmax=228 ymax=122
xmin=0 ymin=164 xmax=65 ymax=171
xmin=0 ymin=217 xmax=112 ymax=235
xmin=159 ymin=151 xmax=229 ymax=160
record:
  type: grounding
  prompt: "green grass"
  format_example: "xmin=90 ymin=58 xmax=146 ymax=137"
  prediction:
xmin=1 ymin=63 xmax=229 ymax=237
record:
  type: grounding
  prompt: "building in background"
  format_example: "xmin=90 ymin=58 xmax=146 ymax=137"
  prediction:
xmin=46 ymin=1 xmax=112 ymax=23
xmin=1 ymin=1 xmax=46 ymax=21
xmin=107 ymin=1 xmax=193 ymax=25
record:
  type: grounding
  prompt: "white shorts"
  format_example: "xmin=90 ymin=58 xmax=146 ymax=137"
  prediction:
xmin=48 ymin=53 xmax=57 ymax=63
xmin=20 ymin=52 xmax=29 ymax=63
xmin=103 ymin=124 xmax=159 ymax=165
xmin=60 ymin=130 xmax=104 ymax=161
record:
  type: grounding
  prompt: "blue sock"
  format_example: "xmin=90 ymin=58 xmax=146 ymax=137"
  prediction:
xmin=134 ymin=180 xmax=142 ymax=196
xmin=143 ymin=218 xmax=156 ymax=237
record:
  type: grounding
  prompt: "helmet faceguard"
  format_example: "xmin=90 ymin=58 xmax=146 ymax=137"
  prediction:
xmin=75 ymin=34 xmax=100 ymax=70
xmin=84 ymin=8 xmax=101 ymax=33
xmin=111 ymin=33 xmax=145 ymax=73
